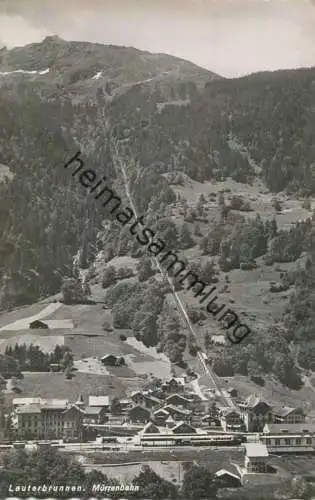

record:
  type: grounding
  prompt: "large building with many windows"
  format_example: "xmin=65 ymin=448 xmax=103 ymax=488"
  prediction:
xmin=262 ymin=423 xmax=315 ymax=453
xmin=15 ymin=399 xmax=84 ymax=440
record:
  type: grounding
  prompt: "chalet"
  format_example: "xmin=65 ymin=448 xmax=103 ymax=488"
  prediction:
xmin=244 ymin=443 xmax=269 ymax=473
xmin=153 ymin=408 xmax=169 ymax=426
xmin=220 ymin=408 xmax=244 ymax=432
xmin=161 ymin=377 xmax=185 ymax=394
xmin=130 ymin=392 xmax=161 ymax=410
xmin=162 ymin=405 xmax=191 ymax=422
xmin=29 ymin=320 xmax=49 ymax=329
xmin=88 ymin=396 xmax=111 ymax=410
xmin=83 ymin=407 xmax=108 ymax=424
xmin=165 ymin=394 xmax=191 ymax=408
xmin=171 ymin=421 xmax=197 ymax=434
xmin=128 ymin=405 xmax=150 ymax=424
xmin=100 ymin=354 xmax=125 ymax=366
xmin=262 ymin=423 xmax=315 ymax=453
xmin=239 ymin=395 xmax=273 ymax=432
xmin=214 ymin=467 xmax=242 ymax=488
xmin=272 ymin=406 xmax=306 ymax=424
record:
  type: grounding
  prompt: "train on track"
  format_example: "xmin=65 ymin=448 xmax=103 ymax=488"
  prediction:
xmin=140 ymin=433 xmax=245 ymax=447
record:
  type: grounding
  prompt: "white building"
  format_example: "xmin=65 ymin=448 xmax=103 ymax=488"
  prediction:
xmin=262 ymin=423 xmax=315 ymax=453
xmin=244 ymin=443 xmax=269 ymax=473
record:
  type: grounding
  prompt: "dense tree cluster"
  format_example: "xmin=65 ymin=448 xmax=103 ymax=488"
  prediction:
xmin=0 ymin=448 xmax=221 ymax=499
xmin=218 ymin=215 xmax=271 ymax=271
xmin=210 ymin=324 xmax=303 ymax=390
xmin=1 ymin=344 xmax=73 ymax=375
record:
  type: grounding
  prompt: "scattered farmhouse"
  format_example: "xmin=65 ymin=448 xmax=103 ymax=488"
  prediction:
xmin=100 ymin=354 xmax=125 ymax=366
xmin=29 ymin=320 xmax=49 ymax=329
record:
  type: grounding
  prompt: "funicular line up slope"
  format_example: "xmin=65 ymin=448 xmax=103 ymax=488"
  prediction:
xmin=97 ymin=99 xmax=233 ymax=409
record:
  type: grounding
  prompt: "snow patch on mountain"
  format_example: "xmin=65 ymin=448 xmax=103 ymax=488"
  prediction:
xmin=0 ymin=68 xmax=50 ymax=76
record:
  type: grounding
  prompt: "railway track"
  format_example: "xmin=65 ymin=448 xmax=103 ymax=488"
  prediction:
xmin=98 ymin=102 xmax=233 ymax=408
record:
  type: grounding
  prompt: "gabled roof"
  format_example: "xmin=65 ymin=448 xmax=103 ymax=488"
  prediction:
xmin=153 ymin=408 xmax=169 ymax=416
xmin=88 ymin=396 xmax=111 ymax=407
xmin=63 ymin=404 xmax=84 ymax=414
xmin=146 ymin=395 xmax=162 ymax=404
xmin=215 ymin=468 xmax=241 ymax=481
xmin=131 ymin=391 xmax=161 ymax=404
xmin=171 ymin=421 xmax=196 ymax=432
xmin=163 ymin=405 xmax=191 ymax=415
xmin=166 ymin=394 xmax=190 ymax=402
xmin=272 ymin=406 xmax=303 ymax=417
xmin=242 ymin=394 xmax=271 ymax=410
xmin=29 ymin=320 xmax=48 ymax=328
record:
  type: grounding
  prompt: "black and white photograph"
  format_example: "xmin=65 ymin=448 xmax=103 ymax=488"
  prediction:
xmin=1 ymin=0 xmax=315 ymax=498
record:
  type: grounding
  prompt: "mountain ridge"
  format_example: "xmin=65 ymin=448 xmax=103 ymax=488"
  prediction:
xmin=0 ymin=38 xmax=315 ymax=389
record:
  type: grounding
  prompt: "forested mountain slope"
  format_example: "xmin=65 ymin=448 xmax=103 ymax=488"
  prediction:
xmin=0 ymin=37 xmax=315 ymax=387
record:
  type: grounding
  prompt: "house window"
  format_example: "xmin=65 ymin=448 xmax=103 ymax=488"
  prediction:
xmin=265 ymin=438 xmax=271 ymax=445
xmin=284 ymin=438 xmax=291 ymax=446
xmin=296 ymin=438 xmax=301 ymax=445
xmin=306 ymin=438 xmax=312 ymax=445
xmin=275 ymin=439 xmax=280 ymax=446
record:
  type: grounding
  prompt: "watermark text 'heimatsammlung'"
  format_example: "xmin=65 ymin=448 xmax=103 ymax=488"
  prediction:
xmin=64 ymin=151 xmax=251 ymax=344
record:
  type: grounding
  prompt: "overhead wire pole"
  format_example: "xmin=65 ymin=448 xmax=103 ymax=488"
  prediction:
xmin=98 ymin=101 xmax=232 ymax=407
